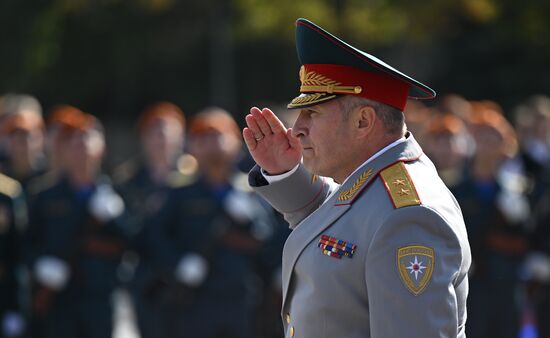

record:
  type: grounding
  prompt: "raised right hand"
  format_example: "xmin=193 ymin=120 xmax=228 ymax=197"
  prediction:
xmin=243 ymin=107 xmax=302 ymax=175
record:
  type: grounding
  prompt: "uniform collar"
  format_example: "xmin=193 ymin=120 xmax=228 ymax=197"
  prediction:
xmin=330 ymin=132 xmax=423 ymax=206
xmin=341 ymin=136 xmax=406 ymax=186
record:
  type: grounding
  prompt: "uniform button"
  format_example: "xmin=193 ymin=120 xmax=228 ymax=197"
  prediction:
xmin=289 ymin=326 xmax=295 ymax=337
xmin=286 ymin=313 xmax=291 ymax=324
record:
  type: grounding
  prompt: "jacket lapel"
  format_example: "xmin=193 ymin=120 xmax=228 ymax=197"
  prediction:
xmin=281 ymin=199 xmax=351 ymax=305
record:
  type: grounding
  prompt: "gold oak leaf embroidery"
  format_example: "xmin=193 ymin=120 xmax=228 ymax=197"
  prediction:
xmin=338 ymin=169 xmax=373 ymax=201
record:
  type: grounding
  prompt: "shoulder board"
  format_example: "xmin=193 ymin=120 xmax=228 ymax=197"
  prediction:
xmin=379 ymin=162 xmax=421 ymax=209
xmin=0 ymin=173 xmax=22 ymax=198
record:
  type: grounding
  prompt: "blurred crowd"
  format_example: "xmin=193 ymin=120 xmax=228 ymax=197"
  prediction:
xmin=0 ymin=95 xmax=289 ymax=338
xmin=0 ymin=92 xmax=549 ymax=338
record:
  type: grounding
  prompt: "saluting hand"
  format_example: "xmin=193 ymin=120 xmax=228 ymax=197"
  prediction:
xmin=243 ymin=107 xmax=302 ymax=175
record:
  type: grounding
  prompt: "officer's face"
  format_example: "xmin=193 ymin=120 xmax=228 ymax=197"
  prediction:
xmin=292 ymin=99 xmax=356 ymax=181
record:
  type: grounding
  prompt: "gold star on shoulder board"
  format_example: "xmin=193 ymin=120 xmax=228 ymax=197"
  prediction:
xmin=398 ymin=188 xmax=410 ymax=196
xmin=379 ymin=162 xmax=421 ymax=209
xmin=393 ymin=179 xmax=406 ymax=187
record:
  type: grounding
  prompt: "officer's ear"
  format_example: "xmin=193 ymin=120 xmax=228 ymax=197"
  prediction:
xmin=355 ymin=105 xmax=377 ymax=138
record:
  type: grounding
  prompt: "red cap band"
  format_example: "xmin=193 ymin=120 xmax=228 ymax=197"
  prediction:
xmin=301 ymin=64 xmax=410 ymax=111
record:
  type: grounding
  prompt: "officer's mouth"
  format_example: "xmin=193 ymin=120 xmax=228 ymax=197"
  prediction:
xmin=302 ymin=147 xmax=314 ymax=156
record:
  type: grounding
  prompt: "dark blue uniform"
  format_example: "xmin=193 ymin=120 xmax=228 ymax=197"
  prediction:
xmin=26 ymin=175 xmax=127 ymax=338
xmin=115 ymin=161 xmax=195 ymax=338
xmin=453 ymin=170 xmax=530 ymax=338
xmin=0 ymin=174 xmax=27 ymax=338
xmin=525 ymin=164 xmax=550 ymax=338
xmin=147 ymin=172 xmax=277 ymax=338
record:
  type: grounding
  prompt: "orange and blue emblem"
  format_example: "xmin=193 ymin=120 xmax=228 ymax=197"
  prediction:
xmin=318 ymin=234 xmax=357 ymax=259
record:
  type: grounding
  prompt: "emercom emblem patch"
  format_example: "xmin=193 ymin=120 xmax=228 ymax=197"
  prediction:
xmin=397 ymin=245 xmax=434 ymax=296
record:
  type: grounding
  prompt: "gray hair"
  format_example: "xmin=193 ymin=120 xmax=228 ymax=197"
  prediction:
xmin=338 ymin=96 xmax=405 ymax=135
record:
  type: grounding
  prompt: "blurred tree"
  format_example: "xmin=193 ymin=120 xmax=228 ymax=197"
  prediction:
xmin=0 ymin=0 xmax=548 ymax=123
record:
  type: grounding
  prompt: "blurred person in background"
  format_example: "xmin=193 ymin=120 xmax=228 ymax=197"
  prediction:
xmin=514 ymin=95 xmax=550 ymax=203
xmin=402 ymin=100 xmax=433 ymax=144
xmin=113 ymin=102 xmax=196 ymax=338
xmin=0 ymin=94 xmax=46 ymax=191
xmin=44 ymin=105 xmax=90 ymax=174
xmin=438 ymin=94 xmax=474 ymax=123
xmin=515 ymin=95 xmax=550 ymax=338
xmin=21 ymin=104 xmax=88 ymax=338
xmin=525 ymin=178 xmax=550 ymax=338
xmin=147 ymin=107 xmax=277 ymax=338
xmin=453 ymin=103 xmax=531 ymax=338
xmin=0 ymin=101 xmax=28 ymax=338
xmin=422 ymin=113 xmax=471 ymax=188
xmin=24 ymin=112 xmax=128 ymax=338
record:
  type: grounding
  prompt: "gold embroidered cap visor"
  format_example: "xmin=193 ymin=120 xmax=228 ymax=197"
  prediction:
xmin=287 ymin=19 xmax=436 ymax=110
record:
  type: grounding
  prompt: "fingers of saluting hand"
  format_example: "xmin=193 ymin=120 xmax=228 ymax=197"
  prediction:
xmin=245 ymin=110 xmax=264 ymax=139
xmin=244 ymin=107 xmax=288 ymax=151
xmin=242 ymin=127 xmax=258 ymax=151
xmin=261 ymin=108 xmax=287 ymax=134
xmin=251 ymin=107 xmax=273 ymax=136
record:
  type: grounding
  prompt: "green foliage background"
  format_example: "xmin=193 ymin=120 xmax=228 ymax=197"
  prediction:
xmin=1 ymin=0 xmax=549 ymax=121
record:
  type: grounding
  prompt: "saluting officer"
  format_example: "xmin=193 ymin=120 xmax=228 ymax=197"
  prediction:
xmin=243 ymin=19 xmax=471 ymax=338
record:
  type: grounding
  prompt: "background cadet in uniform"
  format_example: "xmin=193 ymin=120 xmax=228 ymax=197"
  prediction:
xmin=24 ymin=111 xmax=128 ymax=338
xmin=422 ymin=113 xmax=471 ymax=189
xmin=243 ymin=19 xmax=470 ymax=338
xmin=0 ymin=174 xmax=27 ymax=338
xmin=514 ymin=96 xmax=550 ymax=338
xmin=0 ymin=95 xmax=29 ymax=338
xmin=113 ymin=102 xmax=194 ymax=338
xmin=146 ymin=107 xmax=277 ymax=338
xmin=0 ymin=94 xmax=46 ymax=193
xmin=451 ymin=103 xmax=530 ymax=338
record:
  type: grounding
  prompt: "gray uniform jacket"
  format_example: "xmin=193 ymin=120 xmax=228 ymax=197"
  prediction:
xmin=248 ymin=133 xmax=471 ymax=338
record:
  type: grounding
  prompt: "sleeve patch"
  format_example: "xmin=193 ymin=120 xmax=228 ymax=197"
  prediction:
xmin=397 ymin=245 xmax=434 ymax=295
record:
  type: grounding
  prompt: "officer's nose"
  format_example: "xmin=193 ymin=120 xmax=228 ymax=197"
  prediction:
xmin=291 ymin=111 xmax=308 ymax=139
